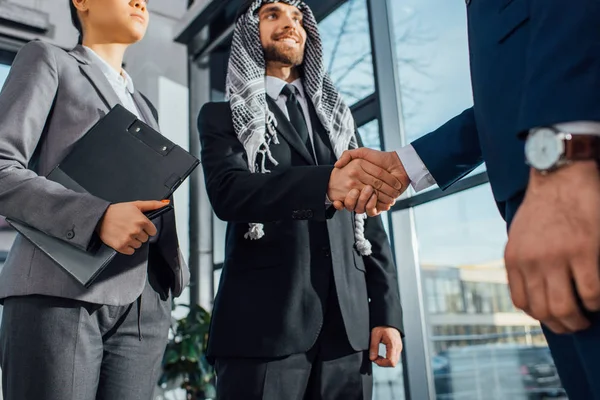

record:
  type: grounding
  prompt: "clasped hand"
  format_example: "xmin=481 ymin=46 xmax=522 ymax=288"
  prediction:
xmin=329 ymin=148 xmax=410 ymax=216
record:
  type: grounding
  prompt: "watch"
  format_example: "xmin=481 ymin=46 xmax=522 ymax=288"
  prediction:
xmin=525 ymin=127 xmax=600 ymax=173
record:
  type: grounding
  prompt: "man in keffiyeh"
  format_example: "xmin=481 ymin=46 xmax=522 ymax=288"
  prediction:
xmin=198 ymin=1 xmax=403 ymax=398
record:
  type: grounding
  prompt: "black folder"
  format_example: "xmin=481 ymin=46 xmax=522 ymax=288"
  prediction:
xmin=7 ymin=104 xmax=199 ymax=287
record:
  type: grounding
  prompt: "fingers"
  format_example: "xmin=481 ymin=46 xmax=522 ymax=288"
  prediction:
xmin=547 ymin=265 xmax=590 ymax=333
xmin=385 ymin=333 xmax=402 ymax=367
xmin=370 ymin=328 xmax=402 ymax=368
xmin=343 ymin=189 xmax=361 ymax=212
xmin=521 ymin=265 xmax=568 ymax=334
xmin=506 ymin=248 xmax=562 ymax=333
xmin=136 ymin=231 xmax=150 ymax=243
xmin=133 ymin=199 xmax=170 ymax=213
xmin=571 ymin=252 xmax=600 ymax=312
xmin=374 ymin=190 xmax=396 ymax=206
xmin=120 ymin=247 xmax=135 ymax=256
xmin=385 ymin=338 xmax=394 ymax=365
xmin=374 ymin=356 xmax=394 ymax=368
xmin=360 ymin=161 xmax=402 ymax=197
xmin=505 ymin=242 xmax=529 ymax=312
xmin=369 ymin=329 xmax=382 ymax=361
xmin=333 ymin=201 xmax=344 ymax=211
xmin=142 ymin=219 xmax=158 ymax=237
xmin=335 ymin=149 xmax=365 ymax=169
xmin=354 ymin=186 xmax=374 ymax=214
xmin=376 ymin=201 xmax=392 ymax=213
xmin=366 ymin=193 xmax=379 ymax=217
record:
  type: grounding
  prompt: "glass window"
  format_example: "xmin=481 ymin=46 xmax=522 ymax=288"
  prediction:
xmin=392 ymin=0 xmax=486 ymax=194
xmin=393 ymin=0 xmax=472 ymax=143
xmin=213 ymin=213 xmax=226 ymax=265
xmin=398 ymin=184 xmax=564 ymax=399
xmin=0 ymin=64 xmax=10 ymax=87
xmin=320 ymin=0 xmax=375 ymax=106
xmin=358 ymin=119 xmax=382 ymax=151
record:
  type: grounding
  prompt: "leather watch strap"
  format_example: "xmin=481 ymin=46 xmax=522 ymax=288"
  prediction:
xmin=564 ymin=134 xmax=600 ymax=161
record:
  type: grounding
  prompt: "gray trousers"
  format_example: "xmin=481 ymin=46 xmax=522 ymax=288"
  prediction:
xmin=0 ymin=268 xmax=171 ymax=400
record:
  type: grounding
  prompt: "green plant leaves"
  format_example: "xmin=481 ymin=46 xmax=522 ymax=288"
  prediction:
xmin=158 ymin=303 xmax=215 ymax=397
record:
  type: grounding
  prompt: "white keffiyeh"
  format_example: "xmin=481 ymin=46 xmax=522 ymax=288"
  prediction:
xmin=226 ymin=0 xmax=372 ymax=256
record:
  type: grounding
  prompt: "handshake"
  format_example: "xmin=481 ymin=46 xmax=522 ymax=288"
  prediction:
xmin=327 ymin=148 xmax=410 ymax=217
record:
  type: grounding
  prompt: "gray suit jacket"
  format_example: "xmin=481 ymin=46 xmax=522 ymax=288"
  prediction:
xmin=0 ymin=41 xmax=190 ymax=305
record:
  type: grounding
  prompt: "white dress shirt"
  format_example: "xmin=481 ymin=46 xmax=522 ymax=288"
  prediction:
xmin=397 ymin=122 xmax=600 ymax=193
xmin=83 ymin=46 xmax=142 ymax=119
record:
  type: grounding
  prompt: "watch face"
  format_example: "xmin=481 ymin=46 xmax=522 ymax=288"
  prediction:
xmin=525 ymin=128 xmax=564 ymax=171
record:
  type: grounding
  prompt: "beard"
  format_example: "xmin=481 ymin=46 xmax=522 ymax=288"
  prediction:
xmin=263 ymin=41 xmax=305 ymax=67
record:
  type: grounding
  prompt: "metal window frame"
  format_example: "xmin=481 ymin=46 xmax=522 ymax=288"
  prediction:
xmin=392 ymin=172 xmax=489 ymax=212
xmin=367 ymin=0 xmax=433 ymax=398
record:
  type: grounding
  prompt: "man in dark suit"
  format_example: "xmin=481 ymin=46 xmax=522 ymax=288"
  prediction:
xmin=336 ymin=1 xmax=600 ymax=398
xmin=198 ymin=1 xmax=403 ymax=398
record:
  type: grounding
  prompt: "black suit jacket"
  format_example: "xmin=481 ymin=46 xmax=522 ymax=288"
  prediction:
xmin=198 ymin=99 xmax=403 ymax=359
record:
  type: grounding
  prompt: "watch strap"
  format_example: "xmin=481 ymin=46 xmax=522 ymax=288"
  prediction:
xmin=564 ymin=134 xmax=600 ymax=161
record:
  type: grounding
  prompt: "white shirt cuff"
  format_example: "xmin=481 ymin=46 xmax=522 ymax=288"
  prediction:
xmin=539 ymin=121 xmax=600 ymax=136
xmin=396 ymin=145 xmax=436 ymax=192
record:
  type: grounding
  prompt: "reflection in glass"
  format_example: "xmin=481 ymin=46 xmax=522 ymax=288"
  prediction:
xmin=320 ymin=0 xmax=375 ymax=106
xmin=358 ymin=119 xmax=382 ymax=151
xmin=392 ymin=0 xmax=473 ymax=144
xmin=391 ymin=0 xmax=486 ymax=190
xmin=213 ymin=213 xmax=226 ymax=265
xmin=405 ymin=184 xmax=565 ymax=400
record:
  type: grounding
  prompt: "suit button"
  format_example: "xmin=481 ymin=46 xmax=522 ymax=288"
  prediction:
xmin=322 ymin=247 xmax=331 ymax=258
xmin=66 ymin=230 xmax=75 ymax=240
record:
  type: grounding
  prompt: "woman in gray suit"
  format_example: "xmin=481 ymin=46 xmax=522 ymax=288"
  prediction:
xmin=0 ymin=1 xmax=189 ymax=399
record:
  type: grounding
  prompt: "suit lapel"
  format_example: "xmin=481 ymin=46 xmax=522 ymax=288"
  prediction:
xmin=69 ymin=46 xmax=121 ymax=111
xmin=69 ymin=46 xmax=159 ymax=130
xmin=78 ymin=63 xmax=122 ymax=111
xmin=132 ymin=91 xmax=160 ymax=131
xmin=266 ymin=96 xmax=315 ymax=165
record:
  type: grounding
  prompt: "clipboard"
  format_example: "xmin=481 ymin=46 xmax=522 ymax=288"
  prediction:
xmin=7 ymin=104 xmax=199 ymax=286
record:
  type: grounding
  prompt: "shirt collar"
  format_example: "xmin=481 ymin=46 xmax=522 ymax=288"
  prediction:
xmin=265 ymin=76 xmax=305 ymax=101
xmin=83 ymin=46 xmax=135 ymax=94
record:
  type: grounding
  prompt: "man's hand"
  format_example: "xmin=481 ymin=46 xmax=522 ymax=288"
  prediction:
xmin=336 ymin=187 xmax=387 ymax=217
xmin=370 ymin=326 xmax=403 ymax=368
xmin=96 ymin=200 xmax=169 ymax=255
xmin=505 ymin=161 xmax=600 ymax=334
xmin=327 ymin=159 xmax=402 ymax=207
xmin=333 ymin=148 xmax=410 ymax=216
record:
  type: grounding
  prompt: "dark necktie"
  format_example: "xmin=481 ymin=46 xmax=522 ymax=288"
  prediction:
xmin=281 ymin=84 xmax=314 ymax=161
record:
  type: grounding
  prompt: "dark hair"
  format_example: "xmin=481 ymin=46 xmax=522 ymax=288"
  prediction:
xmin=69 ymin=1 xmax=83 ymax=44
